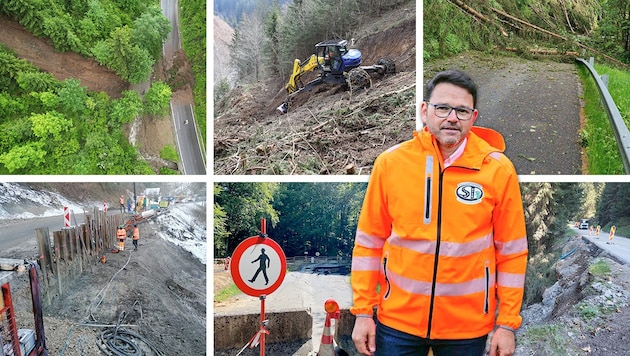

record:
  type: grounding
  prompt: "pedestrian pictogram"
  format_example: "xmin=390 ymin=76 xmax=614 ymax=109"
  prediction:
xmin=230 ymin=227 xmax=286 ymax=297
xmin=231 ymin=218 xmax=285 ymax=356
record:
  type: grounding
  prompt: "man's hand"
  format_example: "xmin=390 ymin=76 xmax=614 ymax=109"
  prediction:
xmin=352 ymin=316 xmax=376 ymax=356
xmin=489 ymin=327 xmax=515 ymax=356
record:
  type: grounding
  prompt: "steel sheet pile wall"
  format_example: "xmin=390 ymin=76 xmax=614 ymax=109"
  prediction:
xmin=35 ymin=208 xmax=123 ymax=306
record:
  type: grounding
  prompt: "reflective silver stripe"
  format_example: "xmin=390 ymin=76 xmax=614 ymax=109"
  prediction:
xmin=352 ymin=256 xmax=381 ymax=271
xmin=355 ymin=230 xmax=386 ymax=249
xmin=387 ymin=268 xmax=496 ymax=297
xmin=439 ymin=233 xmax=493 ymax=257
xmin=494 ymin=236 xmax=528 ymax=255
xmin=385 ymin=143 xmax=402 ymax=153
xmin=489 ymin=152 xmax=503 ymax=161
xmin=497 ymin=272 xmax=526 ymax=288
xmin=424 ymin=155 xmax=434 ymax=224
xmin=389 ymin=232 xmax=493 ymax=258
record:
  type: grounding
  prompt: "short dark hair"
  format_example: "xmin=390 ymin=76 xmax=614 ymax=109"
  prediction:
xmin=424 ymin=70 xmax=478 ymax=108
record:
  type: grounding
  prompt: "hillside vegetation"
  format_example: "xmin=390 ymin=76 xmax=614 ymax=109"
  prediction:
xmin=424 ymin=0 xmax=630 ymax=66
xmin=0 ymin=0 xmax=181 ymax=174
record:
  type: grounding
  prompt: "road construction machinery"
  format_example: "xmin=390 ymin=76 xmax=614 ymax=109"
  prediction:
xmin=278 ymin=39 xmax=395 ymax=113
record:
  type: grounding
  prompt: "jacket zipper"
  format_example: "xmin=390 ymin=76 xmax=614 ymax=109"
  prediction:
xmin=424 ymin=156 xmax=433 ymax=224
xmin=426 ymin=169 xmax=444 ymax=339
xmin=383 ymin=256 xmax=391 ymax=299
xmin=484 ymin=260 xmax=490 ymax=314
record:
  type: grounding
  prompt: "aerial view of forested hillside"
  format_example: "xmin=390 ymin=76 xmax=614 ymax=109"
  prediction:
xmin=0 ymin=0 xmax=205 ymax=174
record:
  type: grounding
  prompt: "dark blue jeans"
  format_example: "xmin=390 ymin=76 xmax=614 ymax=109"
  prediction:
xmin=375 ymin=321 xmax=487 ymax=356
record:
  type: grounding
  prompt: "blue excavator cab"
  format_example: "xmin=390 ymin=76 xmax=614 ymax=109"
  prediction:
xmin=315 ymin=39 xmax=362 ymax=74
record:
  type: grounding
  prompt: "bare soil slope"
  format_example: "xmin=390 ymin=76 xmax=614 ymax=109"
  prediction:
xmin=0 ymin=14 xmax=194 ymax=173
xmin=0 ymin=15 xmax=128 ymax=98
xmin=214 ymin=1 xmax=417 ymax=175
xmin=6 ymin=208 xmax=206 ymax=356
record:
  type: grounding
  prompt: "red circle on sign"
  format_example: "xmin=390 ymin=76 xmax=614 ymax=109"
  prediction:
xmin=230 ymin=236 xmax=286 ymax=297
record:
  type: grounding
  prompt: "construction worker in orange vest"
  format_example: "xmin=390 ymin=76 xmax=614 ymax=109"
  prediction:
xmin=132 ymin=224 xmax=140 ymax=251
xmin=116 ymin=224 xmax=126 ymax=251
xmin=607 ymin=225 xmax=616 ymax=244
xmin=351 ymin=70 xmax=528 ymax=356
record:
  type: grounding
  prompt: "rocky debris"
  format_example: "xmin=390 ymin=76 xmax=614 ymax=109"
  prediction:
xmin=517 ymin=237 xmax=630 ymax=354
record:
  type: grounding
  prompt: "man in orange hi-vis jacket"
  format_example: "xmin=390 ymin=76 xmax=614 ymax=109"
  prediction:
xmin=132 ymin=224 xmax=140 ymax=251
xmin=116 ymin=224 xmax=126 ymax=251
xmin=351 ymin=70 xmax=528 ymax=356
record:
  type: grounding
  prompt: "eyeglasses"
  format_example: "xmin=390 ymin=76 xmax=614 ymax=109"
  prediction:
xmin=427 ymin=103 xmax=476 ymax=121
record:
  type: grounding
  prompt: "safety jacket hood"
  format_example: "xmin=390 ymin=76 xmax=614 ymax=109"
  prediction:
xmin=415 ymin=126 xmax=506 ymax=168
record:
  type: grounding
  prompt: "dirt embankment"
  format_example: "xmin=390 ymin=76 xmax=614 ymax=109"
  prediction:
xmin=0 ymin=15 xmax=128 ymax=98
xmin=214 ymin=1 xmax=417 ymax=175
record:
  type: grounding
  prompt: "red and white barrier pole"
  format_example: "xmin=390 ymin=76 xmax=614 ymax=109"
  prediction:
xmin=63 ymin=206 xmax=71 ymax=227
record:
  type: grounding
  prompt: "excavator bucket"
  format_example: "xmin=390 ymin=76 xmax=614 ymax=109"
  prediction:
xmin=277 ymin=102 xmax=289 ymax=114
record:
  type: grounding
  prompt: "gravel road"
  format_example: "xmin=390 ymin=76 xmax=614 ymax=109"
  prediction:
xmin=425 ymin=52 xmax=584 ymax=175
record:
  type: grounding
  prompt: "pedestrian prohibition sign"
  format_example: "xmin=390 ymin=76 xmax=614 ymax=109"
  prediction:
xmin=230 ymin=235 xmax=286 ymax=297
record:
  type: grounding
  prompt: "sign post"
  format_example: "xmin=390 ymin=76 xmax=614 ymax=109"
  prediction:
xmin=231 ymin=218 xmax=286 ymax=356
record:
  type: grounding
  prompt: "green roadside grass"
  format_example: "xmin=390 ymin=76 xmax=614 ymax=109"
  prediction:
xmin=578 ymin=63 xmax=630 ymax=174
xmin=215 ymin=283 xmax=242 ymax=303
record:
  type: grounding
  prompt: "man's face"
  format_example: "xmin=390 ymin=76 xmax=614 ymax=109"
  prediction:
xmin=421 ymin=82 xmax=478 ymax=149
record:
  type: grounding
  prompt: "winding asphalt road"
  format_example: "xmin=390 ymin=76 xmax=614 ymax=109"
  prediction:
xmin=161 ymin=0 xmax=206 ymax=175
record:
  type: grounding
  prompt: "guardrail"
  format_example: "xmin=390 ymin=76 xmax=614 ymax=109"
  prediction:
xmin=576 ymin=57 xmax=630 ymax=173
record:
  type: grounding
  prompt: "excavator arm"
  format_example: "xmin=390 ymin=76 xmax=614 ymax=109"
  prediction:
xmin=285 ymin=54 xmax=320 ymax=94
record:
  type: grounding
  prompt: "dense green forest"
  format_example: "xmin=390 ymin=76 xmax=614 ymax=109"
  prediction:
xmin=214 ymin=0 xmax=292 ymax=27
xmin=0 ymin=0 xmax=170 ymax=83
xmin=0 ymin=46 xmax=172 ymax=174
xmin=180 ymin=0 xmax=206 ymax=144
xmin=215 ymin=182 xmax=630 ymax=305
xmin=0 ymin=0 xmax=175 ymax=174
xmin=423 ymin=0 xmax=630 ymax=65
xmin=215 ymin=0 xmax=410 ymax=100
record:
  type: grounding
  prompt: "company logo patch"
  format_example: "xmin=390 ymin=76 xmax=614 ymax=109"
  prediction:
xmin=456 ymin=182 xmax=484 ymax=204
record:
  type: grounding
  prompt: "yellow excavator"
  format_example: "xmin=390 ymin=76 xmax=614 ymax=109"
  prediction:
xmin=278 ymin=39 xmax=395 ymax=114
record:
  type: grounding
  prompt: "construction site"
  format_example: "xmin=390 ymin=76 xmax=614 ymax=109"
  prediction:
xmin=0 ymin=182 xmax=206 ymax=355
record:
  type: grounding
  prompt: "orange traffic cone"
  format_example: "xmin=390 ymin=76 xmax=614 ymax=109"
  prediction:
xmin=318 ymin=299 xmax=341 ymax=356
xmin=318 ymin=312 xmax=335 ymax=356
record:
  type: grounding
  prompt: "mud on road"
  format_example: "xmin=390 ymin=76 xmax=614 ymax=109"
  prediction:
xmin=0 ymin=14 xmax=196 ymax=174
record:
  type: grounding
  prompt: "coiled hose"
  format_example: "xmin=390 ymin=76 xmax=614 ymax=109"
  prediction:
xmin=99 ymin=311 xmax=165 ymax=356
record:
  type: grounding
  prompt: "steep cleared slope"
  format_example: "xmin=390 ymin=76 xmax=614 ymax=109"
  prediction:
xmin=214 ymin=2 xmax=417 ymax=175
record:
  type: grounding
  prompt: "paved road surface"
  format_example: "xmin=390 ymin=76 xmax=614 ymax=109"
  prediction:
xmin=0 ymin=214 xmax=82 ymax=253
xmin=580 ymin=227 xmax=630 ymax=265
xmin=425 ymin=54 xmax=583 ymax=175
xmin=161 ymin=0 xmax=206 ymax=175
xmin=172 ymin=102 xmax=206 ymax=174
